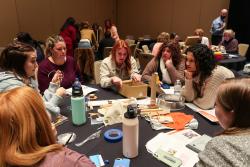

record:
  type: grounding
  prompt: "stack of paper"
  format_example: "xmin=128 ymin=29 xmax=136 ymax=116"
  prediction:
xmin=146 ymin=129 xmax=200 ymax=167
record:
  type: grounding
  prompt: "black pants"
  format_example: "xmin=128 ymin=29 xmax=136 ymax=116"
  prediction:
xmin=211 ymin=35 xmax=222 ymax=45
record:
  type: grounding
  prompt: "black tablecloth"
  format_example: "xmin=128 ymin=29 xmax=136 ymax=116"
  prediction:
xmin=57 ymin=85 xmax=222 ymax=167
xmin=219 ymin=56 xmax=246 ymax=71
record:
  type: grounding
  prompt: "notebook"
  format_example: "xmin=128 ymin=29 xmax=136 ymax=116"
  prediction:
xmin=186 ymin=134 xmax=212 ymax=153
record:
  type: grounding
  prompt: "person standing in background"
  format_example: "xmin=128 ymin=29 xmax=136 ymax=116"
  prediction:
xmin=211 ymin=9 xmax=228 ymax=45
xmin=60 ymin=17 xmax=77 ymax=57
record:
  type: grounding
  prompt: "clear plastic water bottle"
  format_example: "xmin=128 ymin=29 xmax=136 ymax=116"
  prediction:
xmin=71 ymin=78 xmax=86 ymax=125
xmin=174 ymin=79 xmax=182 ymax=95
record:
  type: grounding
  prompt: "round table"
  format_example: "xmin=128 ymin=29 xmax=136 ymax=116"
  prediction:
xmin=218 ymin=56 xmax=246 ymax=71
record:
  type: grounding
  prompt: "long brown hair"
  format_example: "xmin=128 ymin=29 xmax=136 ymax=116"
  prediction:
xmin=111 ymin=39 xmax=132 ymax=74
xmin=0 ymin=87 xmax=62 ymax=166
xmin=217 ymin=78 xmax=250 ymax=135
xmin=0 ymin=41 xmax=35 ymax=78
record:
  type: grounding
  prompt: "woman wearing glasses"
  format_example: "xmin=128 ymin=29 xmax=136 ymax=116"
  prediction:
xmin=38 ymin=35 xmax=80 ymax=94
xmin=0 ymin=41 xmax=64 ymax=115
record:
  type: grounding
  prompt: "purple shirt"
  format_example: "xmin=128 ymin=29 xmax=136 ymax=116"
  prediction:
xmin=38 ymin=56 xmax=79 ymax=93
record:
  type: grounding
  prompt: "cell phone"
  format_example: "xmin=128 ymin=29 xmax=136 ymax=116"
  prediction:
xmin=113 ymin=158 xmax=130 ymax=167
xmin=161 ymin=83 xmax=170 ymax=89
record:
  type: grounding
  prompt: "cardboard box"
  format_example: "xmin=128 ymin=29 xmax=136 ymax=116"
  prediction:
xmin=119 ymin=80 xmax=148 ymax=98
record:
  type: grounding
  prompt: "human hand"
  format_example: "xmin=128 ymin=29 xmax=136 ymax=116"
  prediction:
xmin=56 ymin=87 xmax=66 ymax=97
xmin=111 ymin=76 xmax=123 ymax=89
xmin=184 ymin=70 xmax=194 ymax=80
xmin=131 ymin=73 xmax=141 ymax=82
xmin=165 ymin=59 xmax=173 ymax=69
xmin=51 ymin=123 xmax=57 ymax=137
xmin=51 ymin=70 xmax=64 ymax=85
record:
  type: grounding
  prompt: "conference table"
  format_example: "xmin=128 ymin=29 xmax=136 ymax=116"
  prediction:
xmin=57 ymin=85 xmax=222 ymax=167
xmin=218 ymin=55 xmax=246 ymax=71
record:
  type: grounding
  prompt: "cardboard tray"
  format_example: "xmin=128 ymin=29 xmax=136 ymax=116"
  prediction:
xmin=119 ymin=80 xmax=148 ymax=98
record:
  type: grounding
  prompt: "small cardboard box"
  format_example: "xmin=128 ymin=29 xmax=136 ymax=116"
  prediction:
xmin=119 ymin=80 xmax=148 ymax=98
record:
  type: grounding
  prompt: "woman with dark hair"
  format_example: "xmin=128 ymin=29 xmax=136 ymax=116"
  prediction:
xmin=16 ymin=32 xmax=45 ymax=63
xmin=181 ymin=44 xmax=234 ymax=109
xmin=59 ymin=17 xmax=77 ymax=57
xmin=142 ymin=42 xmax=185 ymax=84
xmin=0 ymin=41 xmax=65 ymax=115
xmin=100 ymin=39 xmax=141 ymax=89
xmin=104 ymin=19 xmax=119 ymax=41
xmin=0 ymin=86 xmax=95 ymax=166
xmin=196 ymin=78 xmax=250 ymax=166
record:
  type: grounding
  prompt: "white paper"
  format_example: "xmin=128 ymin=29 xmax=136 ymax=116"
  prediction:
xmin=228 ymin=54 xmax=239 ymax=58
xmin=160 ymin=86 xmax=175 ymax=94
xmin=185 ymin=103 xmax=216 ymax=117
xmin=146 ymin=129 xmax=200 ymax=167
xmin=66 ymin=85 xmax=98 ymax=96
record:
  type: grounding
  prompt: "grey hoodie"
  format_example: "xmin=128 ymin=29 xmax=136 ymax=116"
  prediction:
xmin=0 ymin=71 xmax=62 ymax=115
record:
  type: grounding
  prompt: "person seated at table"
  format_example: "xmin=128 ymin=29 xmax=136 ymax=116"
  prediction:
xmin=142 ymin=42 xmax=185 ymax=85
xmin=0 ymin=86 xmax=95 ymax=167
xmin=196 ymin=78 xmax=250 ymax=166
xmin=170 ymin=32 xmax=180 ymax=44
xmin=100 ymin=39 xmax=141 ymax=89
xmin=151 ymin=32 xmax=170 ymax=56
xmin=181 ymin=44 xmax=234 ymax=110
xmin=0 ymin=41 xmax=65 ymax=116
xmin=219 ymin=29 xmax=238 ymax=54
xmin=38 ymin=35 xmax=80 ymax=94
xmin=194 ymin=28 xmax=210 ymax=47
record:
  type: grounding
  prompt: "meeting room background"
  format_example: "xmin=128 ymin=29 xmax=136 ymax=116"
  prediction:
xmin=0 ymin=0 xmax=248 ymax=60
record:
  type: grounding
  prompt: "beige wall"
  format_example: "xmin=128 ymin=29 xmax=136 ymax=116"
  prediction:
xmin=0 ymin=0 xmax=229 ymax=46
xmin=117 ymin=0 xmax=230 ymax=41
xmin=0 ymin=0 xmax=116 ymax=46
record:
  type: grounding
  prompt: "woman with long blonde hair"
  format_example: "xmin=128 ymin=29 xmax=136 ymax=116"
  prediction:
xmin=0 ymin=87 xmax=94 ymax=167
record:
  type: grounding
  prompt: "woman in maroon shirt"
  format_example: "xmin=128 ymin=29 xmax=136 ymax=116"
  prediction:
xmin=38 ymin=35 xmax=80 ymax=94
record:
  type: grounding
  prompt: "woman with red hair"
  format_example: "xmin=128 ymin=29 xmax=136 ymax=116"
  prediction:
xmin=100 ymin=40 xmax=141 ymax=89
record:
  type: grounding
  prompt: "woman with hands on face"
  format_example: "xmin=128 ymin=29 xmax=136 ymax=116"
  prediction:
xmin=142 ymin=42 xmax=185 ymax=85
xmin=100 ymin=39 xmax=141 ymax=89
xmin=181 ymin=44 xmax=234 ymax=110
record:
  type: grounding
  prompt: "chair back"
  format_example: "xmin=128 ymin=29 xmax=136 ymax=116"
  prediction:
xmin=129 ymin=44 xmax=137 ymax=57
xmin=103 ymin=47 xmax=113 ymax=58
xmin=125 ymin=39 xmax=135 ymax=45
xmin=94 ymin=60 xmax=102 ymax=84
xmin=138 ymin=52 xmax=154 ymax=73
xmin=74 ymin=48 xmax=95 ymax=83
xmin=238 ymin=43 xmax=249 ymax=57
xmin=142 ymin=45 xmax=150 ymax=53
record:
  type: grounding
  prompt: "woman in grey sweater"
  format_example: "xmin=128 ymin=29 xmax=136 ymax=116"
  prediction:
xmin=196 ymin=78 xmax=250 ymax=167
xmin=0 ymin=41 xmax=65 ymax=116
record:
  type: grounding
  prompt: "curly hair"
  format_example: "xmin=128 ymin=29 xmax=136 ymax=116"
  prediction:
xmin=186 ymin=44 xmax=216 ymax=96
xmin=156 ymin=42 xmax=182 ymax=67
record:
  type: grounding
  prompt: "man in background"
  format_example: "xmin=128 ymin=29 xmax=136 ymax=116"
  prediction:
xmin=211 ymin=9 xmax=228 ymax=45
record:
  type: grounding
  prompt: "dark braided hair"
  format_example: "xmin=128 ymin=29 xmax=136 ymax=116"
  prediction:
xmin=186 ymin=44 xmax=216 ymax=97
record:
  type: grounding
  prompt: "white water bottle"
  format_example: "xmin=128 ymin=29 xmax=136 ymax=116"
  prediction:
xmin=122 ymin=104 xmax=139 ymax=158
xmin=174 ymin=79 xmax=182 ymax=95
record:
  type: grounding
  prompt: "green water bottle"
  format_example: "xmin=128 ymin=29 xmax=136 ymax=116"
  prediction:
xmin=71 ymin=78 xmax=86 ymax=125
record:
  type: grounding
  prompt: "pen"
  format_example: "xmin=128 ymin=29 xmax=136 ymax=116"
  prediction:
xmin=64 ymin=133 xmax=73 ymax=146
